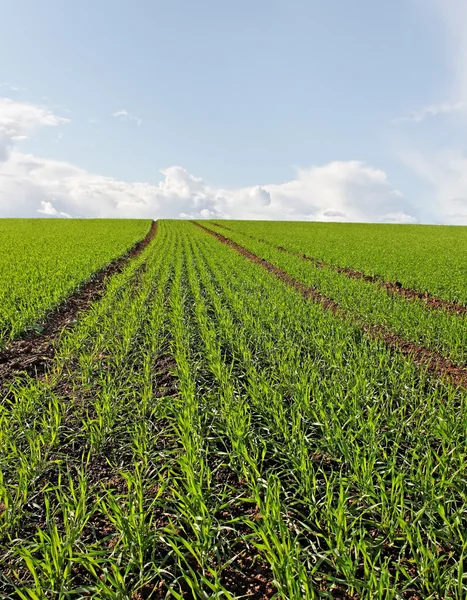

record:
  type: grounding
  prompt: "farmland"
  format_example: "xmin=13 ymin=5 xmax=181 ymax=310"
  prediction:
xmin=0 ymin=219 xmax=152 ymax=347
xmin=211 ymin=220 xmax=467 ymax=304
xmin=1 ymin=219 xmax=467 ymax=599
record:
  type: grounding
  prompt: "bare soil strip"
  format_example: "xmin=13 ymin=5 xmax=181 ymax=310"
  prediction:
xmin=0 ymin=220 xmax=157 ymax=388
xmin=212 ymin=221 xmax=467 ymax=316
xmin=195 ymin=221 xmax=467 ymax=389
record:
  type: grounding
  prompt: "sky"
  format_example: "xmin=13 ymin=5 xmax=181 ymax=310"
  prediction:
xmin=0 ymin=0 xmax=466 ymax=223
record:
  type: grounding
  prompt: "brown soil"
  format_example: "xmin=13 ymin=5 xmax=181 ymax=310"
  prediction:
xmin=218 ymin=542 xmax=276 ymax=599
xmin=0 ymin=220 xmax=279 ymax=600
xmin=194 ymin=221 xmax=467 ymax=389
xmin=0 ymin=350 xmax=179 ymax=598
xmin=0 ymin=220 xmax=158 ymax=390
xmin=212 ymin=221 xmax=467 ymax=316
xmin=211 ymin=465 xmax=276 ymax=599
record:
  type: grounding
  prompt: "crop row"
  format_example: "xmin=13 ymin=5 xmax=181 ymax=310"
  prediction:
xmin=214 ymin=220 xmax=467 ymax=304
xmin=199 ymin=221 xmax=467 ymax=366
xmin=1 ymin=220 xmax=466 ymax=598
xmin=0 ymin=219 xmax=152 ymax=347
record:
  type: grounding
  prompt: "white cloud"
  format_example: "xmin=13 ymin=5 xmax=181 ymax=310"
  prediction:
xmin=0 ymin=97 xmax=419 ymax=222
xmin=391 ymin=3 xmax=467 ymax=126
xmin=0 ymin=83 xmax=27 ymax=93
xmin=0 ymin=152 xmax=418 ymax=222
xmin=38 ymin=200 xmax=71 ymax=218
xmin=112 ymin=109 xmax=142 ymax=127
xmin=393 ymin=1 xmax=467 ymax=223
xmin=401 ymin=147 xmax=467 ymax=224
xmin=0 ymin=97 xmax=69 ymax=162
xmin=394 ymin=101 xmax=467 ymax=123
xmin=392 ymin=0 xmax=467 ymax=125
xmin=323 ymin=210 xmax=346 ymax=218
xmin=38 ymin=200 xmax=60 ymax=216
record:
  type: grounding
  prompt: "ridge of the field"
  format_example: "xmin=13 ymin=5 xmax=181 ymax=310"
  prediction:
xmin=0 ymin=218 xmax=153 ymax=348
xmin=0 ymin=220 xmax=157 ymax=389
xmin=194 ymin=220 xmax=467 ymax=389
xmin=212 ymin=221 xmax=467 ymax=316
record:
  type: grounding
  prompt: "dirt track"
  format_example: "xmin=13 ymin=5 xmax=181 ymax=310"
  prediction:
xmin=212 ymin=221 xmax=467 ymax=316
xmin=195 ymin=221 xmax=467 ymax=389
xmin=0 ymin=220 xmax=157 ymax=389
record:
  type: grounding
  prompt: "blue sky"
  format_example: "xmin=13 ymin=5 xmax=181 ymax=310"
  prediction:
xmin=0 ymin=0 xmax=466 ymax=223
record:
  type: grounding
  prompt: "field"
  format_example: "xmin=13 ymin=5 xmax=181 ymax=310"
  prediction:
xmin=0 ymin=219 xmax=152 ymax=347
xmin=212 ymin=221 xmax=467 ymax=303
xmin=1 ymin=219 xmax=467 ymax=599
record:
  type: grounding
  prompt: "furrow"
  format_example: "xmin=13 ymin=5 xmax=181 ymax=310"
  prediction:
xmin=194 ymin=220 xmax=467 ymax=389
xmin=212 ymin=220 xmax=467 ymax=316
xmin=0 ymin=224 xmax=179 ymax=598
xmin=0 ymin=220 xmax=158 ymax=388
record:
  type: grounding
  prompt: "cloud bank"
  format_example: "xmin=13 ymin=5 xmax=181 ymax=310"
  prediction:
xmin=0 ymin=97 xmax=419 ymax=222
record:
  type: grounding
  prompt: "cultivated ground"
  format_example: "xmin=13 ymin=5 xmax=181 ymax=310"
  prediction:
xmin=1 ymin=219 xmax=467 ymax=599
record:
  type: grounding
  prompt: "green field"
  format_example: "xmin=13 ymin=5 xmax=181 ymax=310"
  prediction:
xmin=213 ymin=220 xmax=467 ymax=303
xmin=0 ymin=219 xmax=151 ymax=346
xmin=205 ymin=221 xmax=467 ymax=365
xmin=1 ymin=219 xmax=467 ymax=599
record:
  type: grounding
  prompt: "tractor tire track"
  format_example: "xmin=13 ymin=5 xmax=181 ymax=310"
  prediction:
xmin=194 ymin=221 xmax=467 ymax=389
xmin=0 ymin=221 xmax=158 ymax=388
xmin=211 ymin=221 xmax=467 ymax=317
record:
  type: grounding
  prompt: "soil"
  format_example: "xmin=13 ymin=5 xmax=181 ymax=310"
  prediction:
xmin=0 ymin=220 xmax=157 ymax=390
xmin=212 ymin=221 xmax=467 ymax=316
xmin=194 ymin=221 xmax=467 ymax=390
